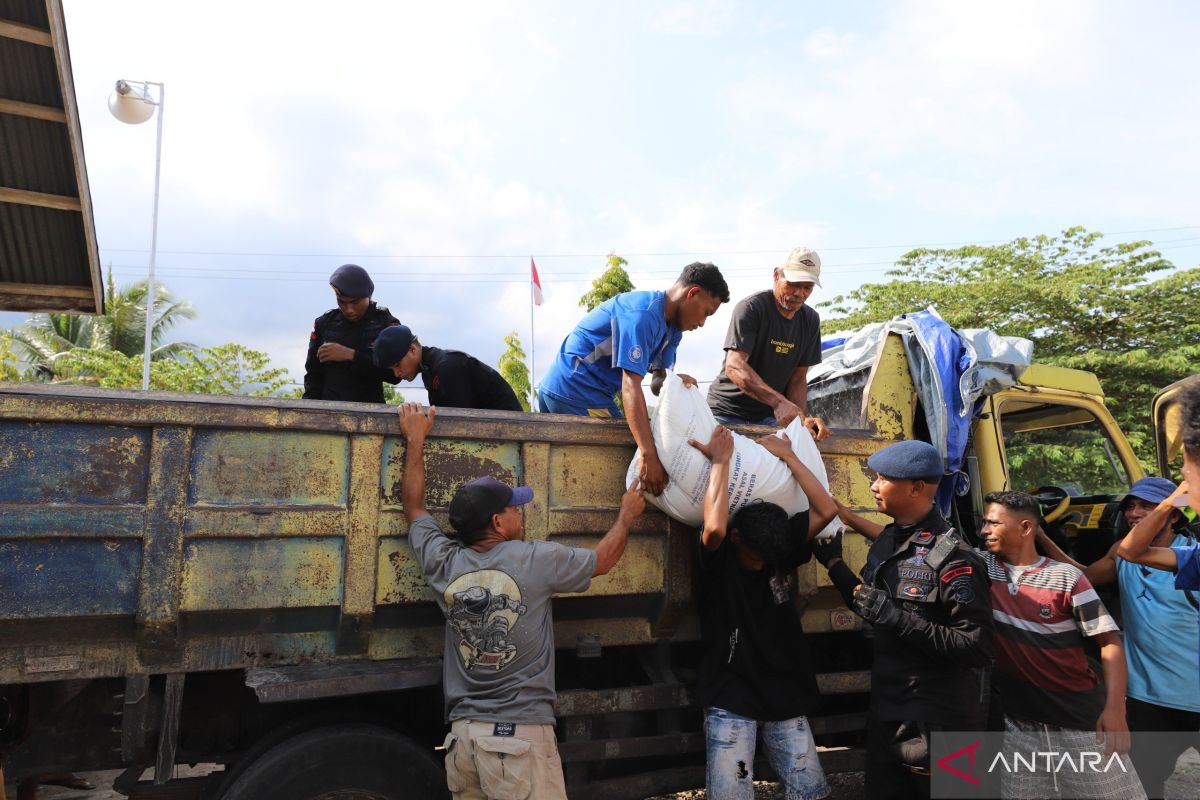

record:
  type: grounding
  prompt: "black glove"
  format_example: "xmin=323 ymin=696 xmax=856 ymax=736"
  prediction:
xmin=853 ymin=585 xmax=904 ymax=628
xmin=812 ymin=531 xmax=843 ymax=567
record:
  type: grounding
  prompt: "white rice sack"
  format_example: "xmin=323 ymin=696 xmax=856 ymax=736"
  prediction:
xmin=625 ymin=373 xmax=837 ymax=535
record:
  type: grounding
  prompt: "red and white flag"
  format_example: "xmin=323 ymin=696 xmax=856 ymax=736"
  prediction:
xmin=531 ymin=257 xmax=544 ymax=306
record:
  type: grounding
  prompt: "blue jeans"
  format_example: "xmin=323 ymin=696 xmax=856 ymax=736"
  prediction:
xmin=537 ymin=389 xmax=621 ymax=418
xmin=704 ymin=707 xmax=830 ymax=800
xmin=713 ymin=413 xmax=778 ymax=427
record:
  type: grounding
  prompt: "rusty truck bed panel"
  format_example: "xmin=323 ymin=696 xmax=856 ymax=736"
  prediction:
xmin=0 ymin=379 xmax=904 ymax=684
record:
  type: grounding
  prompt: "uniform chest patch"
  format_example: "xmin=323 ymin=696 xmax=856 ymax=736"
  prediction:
xmin=1039 ymin=603 xmax=1053 ymax=619
xmin=914 ymin=531 xmax=935 ymax=545
xmin=898 ymin=566 xmax=934 ymax=581
xmin=900 ymin=582 xmax=929 ymax=600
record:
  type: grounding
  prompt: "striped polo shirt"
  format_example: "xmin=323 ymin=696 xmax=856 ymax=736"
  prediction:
xmin=983 ymin=553 xmax=1120 ymax=730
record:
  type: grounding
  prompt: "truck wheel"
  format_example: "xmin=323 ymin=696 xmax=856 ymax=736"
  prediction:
xmin=217 ymin=723 xmax=448 ymax=800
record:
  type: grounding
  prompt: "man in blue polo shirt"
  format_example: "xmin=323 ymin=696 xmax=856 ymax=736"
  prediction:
xmin=1118 ymin=382 xmax=1200 ymax=590
xmin=538 ymin=262 xmax=729 ymax=496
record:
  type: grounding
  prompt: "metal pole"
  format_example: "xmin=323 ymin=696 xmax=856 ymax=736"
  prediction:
xmin=141 ymin=82 xmax=164 ymax=391
xmin=529 ymin=257 xmax=536 ymax=410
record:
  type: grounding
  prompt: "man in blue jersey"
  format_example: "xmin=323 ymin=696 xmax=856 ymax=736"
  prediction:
xmin=538 ymin=262 xmax=730 ymax=496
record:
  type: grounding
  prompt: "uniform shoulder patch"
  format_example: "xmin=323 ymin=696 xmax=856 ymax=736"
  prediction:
xmin=940 ymin=565 xmax=973 ymax=583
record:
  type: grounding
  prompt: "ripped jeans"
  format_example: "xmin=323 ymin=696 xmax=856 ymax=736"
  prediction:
xmin=704 ymin=706 xmax=830 ymax=800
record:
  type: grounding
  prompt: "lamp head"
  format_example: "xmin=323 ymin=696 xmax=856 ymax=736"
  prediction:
xmin=108 ymin=80 xmax=156 ymax=125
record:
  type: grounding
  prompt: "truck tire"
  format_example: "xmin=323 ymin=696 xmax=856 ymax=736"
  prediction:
xmin=217 ymin=723 xmax=448 ymax=800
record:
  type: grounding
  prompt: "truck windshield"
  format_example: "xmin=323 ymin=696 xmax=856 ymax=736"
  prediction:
xmin=999 ymin=401 xmax=1130 ymax=497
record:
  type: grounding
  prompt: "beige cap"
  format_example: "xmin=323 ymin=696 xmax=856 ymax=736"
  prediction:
xmin=779 ymin=246 xmax=822 ymax=286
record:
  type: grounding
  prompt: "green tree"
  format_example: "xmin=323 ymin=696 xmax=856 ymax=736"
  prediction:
xmin=10 ymin=268 xmax=195 ymax=381
xmin=819 ymin=227 xmax=1200 ymax=469
xmin=0 ymin=333 xmax=22 ymax=381
xmin=54 ymin=343 xmax=292 ymax=396
xmin=497 ymin=331 xmax=532 ymax=411
xmin=579 ymin=253 xmax=634 ymax=312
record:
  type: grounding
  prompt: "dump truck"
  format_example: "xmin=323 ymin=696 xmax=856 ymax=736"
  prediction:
xmin=0 ymin=333 xmax=1171 ymax=799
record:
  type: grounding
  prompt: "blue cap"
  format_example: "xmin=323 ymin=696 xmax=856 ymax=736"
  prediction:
xmin=867 ymin=440 xmax=943 ymax=482
xmin=1125 ymin=476 xmax=1177 ymax=506
xmin=329 ymin=263 xmax=374 ymax=298
xmin=373 ymin=324 xmax=414 ymax=368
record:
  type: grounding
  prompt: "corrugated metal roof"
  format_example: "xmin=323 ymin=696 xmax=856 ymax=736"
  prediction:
xmin=0 ymin=0 xmax=102 ymax=314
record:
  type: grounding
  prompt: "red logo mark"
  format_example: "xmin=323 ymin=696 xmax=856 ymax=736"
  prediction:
xmin=936 ymin=740 xmax=980 ymax=785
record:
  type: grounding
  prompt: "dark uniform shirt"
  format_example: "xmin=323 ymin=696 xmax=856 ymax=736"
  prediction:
xmin=861 ymin=507 xmax=994 ymax=724
xmin=420 ymin=346 xmax=523 ymax=411
xmin=302 ymin=303 xmax=401 ymax=403
xmin=707 ymin=291 xmax=822 ymax=421
xmin=696 ymin=512 xmax=820 ymax=721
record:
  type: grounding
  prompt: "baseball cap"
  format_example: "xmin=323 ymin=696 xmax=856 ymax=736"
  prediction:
xmin=448 ymin=477 xmax=535 ymax=537
xmin=373 ymin=324 xmax=415 ymax=368
xmin=867 ymin=440 xmax=943 ymax=482
xmin=1123 ymin=476 xmax=1177 ymax=507
xmin=779 ymin=247 xmax=822 ymax=286
xmin=329 ymin=263 xmax=374 ymax=298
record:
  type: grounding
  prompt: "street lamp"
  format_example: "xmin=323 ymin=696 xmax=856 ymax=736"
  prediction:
xmin=108 ymin=79 xmax=164 ymax=391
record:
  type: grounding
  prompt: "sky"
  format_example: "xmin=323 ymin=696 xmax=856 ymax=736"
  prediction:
xmin=12 ymin=1 xmax=1200 ymax=403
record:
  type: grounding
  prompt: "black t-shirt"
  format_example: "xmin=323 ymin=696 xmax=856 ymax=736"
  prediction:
xmin=707 ymin=291 xmax=822 ymax=421
xmin=695 ymin=513 xmax=820 ymax=721
xmin=420 ymin=346 xmax=524 ymax=411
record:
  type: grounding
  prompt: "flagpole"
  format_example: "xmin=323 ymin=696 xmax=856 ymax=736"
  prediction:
xmin=529 ymin=255 xmax=536 ymax=410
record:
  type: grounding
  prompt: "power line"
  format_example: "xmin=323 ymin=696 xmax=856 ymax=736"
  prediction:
xmin=98 ymin=225 xmax=1200 ymax=261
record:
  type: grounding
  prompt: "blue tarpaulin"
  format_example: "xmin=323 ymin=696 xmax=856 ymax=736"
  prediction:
xmin=812 ymin=308 xmax=1034 ymax=515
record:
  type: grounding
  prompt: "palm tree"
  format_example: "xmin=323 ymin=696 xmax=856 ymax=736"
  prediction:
xmin=10 ymin=268 xmax=196 ymax=381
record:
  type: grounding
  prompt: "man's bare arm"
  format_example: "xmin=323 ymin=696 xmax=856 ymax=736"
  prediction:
xmin=622 ymin=370 xmax=668 ymax=496
xmin=1035 ymin=527 xmax=1087 ymax=571
xmin=1094 ymin=631 xmax=1130 ymax=756
xmin=688 ymin=427 xmax=734 ymax=552
xmin=1116 ymin=482 xmax=1188 ymax=571
xmin=757 ymin=432 xmax=837 ymax=535
xmin=724 ymin=350 xmax=803 ymax=425
xmin=1084 ymin=541 xmax=1119 ymax=587
xmin=835 ymin=500 xmax=885 ymax=541
xmin=592 ymin=481 xmax=646 ymax=576
xmin=397 ymin=403 xmax=436 ymax=523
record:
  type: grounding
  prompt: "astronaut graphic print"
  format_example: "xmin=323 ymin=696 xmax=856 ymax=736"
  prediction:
xmin=444 ymin=570 xmax=528 ymax=670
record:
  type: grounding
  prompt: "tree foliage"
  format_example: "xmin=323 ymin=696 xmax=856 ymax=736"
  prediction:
xmin=9 ymin=268 xmax=195 ymax=381
xmin=54 ymin=343 xmax=292 ymax=396
xmin=819 ymin=227 xmax=1200 ymax=470
xmin=0 ymin=333 xmax=21 ymax=382
xmin=498 ymin=331 xmax=532 ymax=411
xmin=579 ymin=253 xmax=634 ymax=312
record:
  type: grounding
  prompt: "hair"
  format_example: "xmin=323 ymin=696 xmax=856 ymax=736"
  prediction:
xmin=677 ymin=262 xmax=730 ymax=303
xmin=1180 ymin=382 xmax=1200 ymax=461
xmin=983 ymin=490 xmax=1041 ymax=520
xmin=451 ymin=525 xmax=487 ymax=546
xmin=730 ymin=501 xmax=796 ymax=568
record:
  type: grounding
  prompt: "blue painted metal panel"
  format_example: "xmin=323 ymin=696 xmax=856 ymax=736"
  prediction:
xmin=0 ymin=421 xmax=149 ymax=504
xmin=0 ymin=539 xmax=141 ymax=618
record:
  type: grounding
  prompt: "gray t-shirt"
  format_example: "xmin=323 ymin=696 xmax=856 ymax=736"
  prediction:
xmin=408 ymin=515 xmax=596 ymax=724
xmin=707 ymin=290 xmax=822 ymax=421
